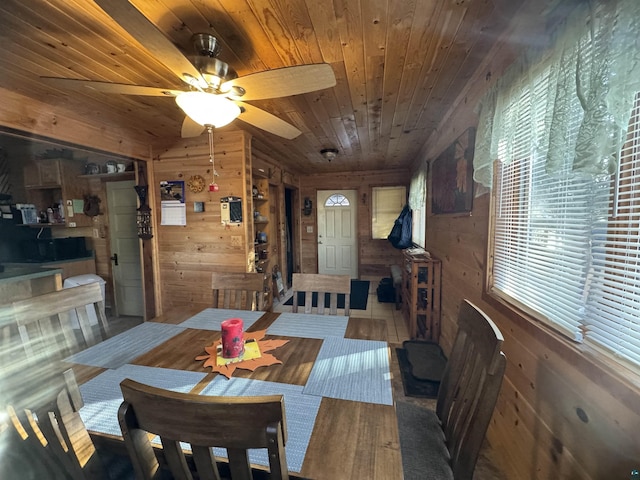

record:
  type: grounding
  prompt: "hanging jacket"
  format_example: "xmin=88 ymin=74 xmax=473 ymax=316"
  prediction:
xmin=388 ymin=204 xmax=412 ymax=249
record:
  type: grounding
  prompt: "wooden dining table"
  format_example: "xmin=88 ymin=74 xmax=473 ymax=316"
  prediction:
xmin=63 ymin=307 xmax=403 ymax=480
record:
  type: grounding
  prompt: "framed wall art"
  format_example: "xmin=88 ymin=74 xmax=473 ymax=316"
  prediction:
xmin=431 ymin=127 xmax=475 ymax=215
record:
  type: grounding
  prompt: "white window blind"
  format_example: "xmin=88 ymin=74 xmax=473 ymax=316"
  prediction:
xmin=372 ymin=186 xmax=406 ymax=239
xmin=583 ymin=96 xmax=640 ymax=367
xmin=492 ymin=78 xmax=640 ymax=370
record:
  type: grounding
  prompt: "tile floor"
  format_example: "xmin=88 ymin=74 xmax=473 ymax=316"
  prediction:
xmin=272 ymin=275 xmax=409 ymax=339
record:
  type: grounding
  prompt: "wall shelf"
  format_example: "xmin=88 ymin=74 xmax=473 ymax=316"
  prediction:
xmin=78 ymin=171 xmax=134 ymax=181
xmin=253 ymin=178 xmax=272 ymax=309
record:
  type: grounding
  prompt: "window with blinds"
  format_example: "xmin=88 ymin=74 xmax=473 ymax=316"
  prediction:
xmin=371 ymin=186 xmax=406 ymax=239
xmin=491 ymin=80 xmax=640 ymax=371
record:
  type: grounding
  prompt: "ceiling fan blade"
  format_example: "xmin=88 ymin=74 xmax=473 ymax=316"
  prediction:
xmin=40 ymin=77 xmax=183 ymax=97
xmin=223 ymin=64 xmax=336 ymax=101
xmin=236 ymin=102 xmax=302 ymax=140
xmin=181 ymin=116 xmax=206 ymax=138
xmin=94 ymin=0 xmax=205 ymax=88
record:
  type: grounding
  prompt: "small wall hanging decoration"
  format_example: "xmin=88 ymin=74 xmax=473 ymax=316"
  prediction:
xmin=187 ymin=174 xmax=206 ymax=193
xmin=303 ymin=197 xmax=312 ymax=215
xmin=135 ymin=165 xmax=153 ymax=239
xmin=134 ymin=185 xmax=153 ymax=239
xmin=83 ymin=195 xmax=101 ymax=217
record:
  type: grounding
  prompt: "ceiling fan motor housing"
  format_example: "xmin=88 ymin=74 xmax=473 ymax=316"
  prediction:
xmin=192 ymin=33 xmax=221 ymax=57
xmin=191 ymin=34 xmax=238 ymax=91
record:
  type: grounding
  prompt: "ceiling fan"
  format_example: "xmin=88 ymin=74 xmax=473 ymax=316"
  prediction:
xmin=40 ymin=0 xmax=336 ymax=140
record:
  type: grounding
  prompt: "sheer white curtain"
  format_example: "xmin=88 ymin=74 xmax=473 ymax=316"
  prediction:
xmin=482 ymin=0 xmax=640 ymax=369
xmin=474 ymin=0 xmax=640 ymax=187
xmin=409 ymin=170 xmax=426 ymax=247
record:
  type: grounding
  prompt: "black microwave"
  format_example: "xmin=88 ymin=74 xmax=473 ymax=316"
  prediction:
xmin=21 ymin=237 xmax=87 ymax=262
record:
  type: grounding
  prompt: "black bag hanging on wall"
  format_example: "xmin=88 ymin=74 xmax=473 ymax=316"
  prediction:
xmin=388 ymin=204 xmax=412 ymax=249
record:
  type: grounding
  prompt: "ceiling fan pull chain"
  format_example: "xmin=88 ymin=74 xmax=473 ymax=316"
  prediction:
xmin=208 ymin=126 xmax=220 ymax=192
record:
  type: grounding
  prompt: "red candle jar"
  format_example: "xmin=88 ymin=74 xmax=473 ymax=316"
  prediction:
xmin=221 ymin=318 xmax=245 ymax=358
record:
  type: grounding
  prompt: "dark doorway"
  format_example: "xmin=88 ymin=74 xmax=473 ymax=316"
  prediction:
xmin=285 ymin=188 xmax=295 ymax=286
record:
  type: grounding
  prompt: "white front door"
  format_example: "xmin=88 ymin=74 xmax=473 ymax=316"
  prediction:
xmin=107 ymin=180 xmax=143 ymax=317
xmin=317 ymin=190 xmax=358 ymax=278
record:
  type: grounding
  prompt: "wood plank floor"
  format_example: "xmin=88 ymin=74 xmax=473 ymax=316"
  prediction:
xmin=110 ymin=276 xmax=506 ymax=480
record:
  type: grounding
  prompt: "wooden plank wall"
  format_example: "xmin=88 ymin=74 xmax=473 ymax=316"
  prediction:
xmin=415 ymin=4 xmax=640 ymax=477
xmin=151 ymin=129 xmax=253 ymax=312
xmin=0 ymin=88 xmax=151 ymax=160
xmin=299 ymin=169 xmax=410 ymax=277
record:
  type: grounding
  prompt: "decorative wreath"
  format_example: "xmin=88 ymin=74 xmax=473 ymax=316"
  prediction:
xmin=83 ymin=195 xmax=101 ymax=217
xmin=187 ymin=174 xmax=206 ymax=193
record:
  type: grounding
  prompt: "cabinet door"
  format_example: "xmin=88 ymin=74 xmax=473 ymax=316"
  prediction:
xmin=38 ymin=160 xmax=62 ymax=185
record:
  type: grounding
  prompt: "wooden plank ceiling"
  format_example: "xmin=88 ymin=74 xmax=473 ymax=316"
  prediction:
xmin=0 ymin=0 xmax=542 ymax=174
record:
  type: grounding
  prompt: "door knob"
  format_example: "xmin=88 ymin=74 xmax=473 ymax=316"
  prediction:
xmin=318 ymin=241 xmax=323 ymax=244
xmin=110 ymin=253 xmax=118 ymax=266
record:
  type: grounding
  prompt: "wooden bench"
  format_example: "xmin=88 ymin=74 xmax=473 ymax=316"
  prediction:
xmin=390 ymin=264 xmax=402 ymax=310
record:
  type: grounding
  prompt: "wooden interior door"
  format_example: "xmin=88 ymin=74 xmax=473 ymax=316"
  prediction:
xmin=106 ymin=180 xmax=143 ymax=317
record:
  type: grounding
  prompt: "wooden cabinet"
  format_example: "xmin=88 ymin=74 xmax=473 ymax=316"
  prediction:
xmin=401 ymin=250 xmax=442 ymax=341
xmin=24 ymin=158 xmax=91 ymax=228
xmin=252 ymin=177 xmax=272 ymax=310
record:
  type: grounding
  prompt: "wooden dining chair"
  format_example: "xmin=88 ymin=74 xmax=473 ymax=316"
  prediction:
xmin=118 ymin=378 xmax=289 ymax=480
xmin=211 ymin=271 xmax=266 ymax=311
xmin=402 ymin=299 xmax=506 ymax=480
xmin=3 ymin=282 xmax=110 ymax=361
xmin=4 ymin=368 xmax=131 ymax=480
xmin=291 ymin=273 xmax=351 ymax=315
xmin=2 ymin=402 xmax=68 ymax=479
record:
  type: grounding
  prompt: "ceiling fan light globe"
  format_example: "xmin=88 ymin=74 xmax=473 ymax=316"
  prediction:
xmin=176 ymin=91 xmax=241 ymax=128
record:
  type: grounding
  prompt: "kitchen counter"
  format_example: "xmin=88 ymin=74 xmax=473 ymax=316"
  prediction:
xmin=3 ymin=253 xmax=95 ymax=267
xmin=2 ymin=253 xmax=97 ymax=280
xmin=0 ymin=265 xmax=63 ymax=284
xmin=0 ymin=266 xmax=63 ymax=304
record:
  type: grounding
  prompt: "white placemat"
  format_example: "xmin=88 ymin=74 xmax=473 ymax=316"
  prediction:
xmin=266 ymin=312 xmax=348 ymax=339
xmin=65 ymin=322 xmax=185 ymax=369
xmin=179 ymin=308 xmax=264 ymax=331
xmin=198 ymin=376 xmax=321 ymax=473
xmin=79 ymin=364 xmax=207 ymax=436
xmin=304 ymin=336 xmax=393 ymax=405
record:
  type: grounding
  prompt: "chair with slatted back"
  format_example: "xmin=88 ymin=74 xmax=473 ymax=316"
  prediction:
xmin=2 ymin=403 xmax=66 ymax=479
xmin=5 ymin=283 xmax=110 ymax=361
xmin=4 ymin=368 xmax=133 ymax=480
xmin=291 ymin=273 xmax=351 ymax=315
xmin=211 ymin=271 xmax=266 ymax=311
xmin=118 ymin=378 xmax=289 ymax=480
xmin=398 ymin=299 xmax=506 ymax=480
